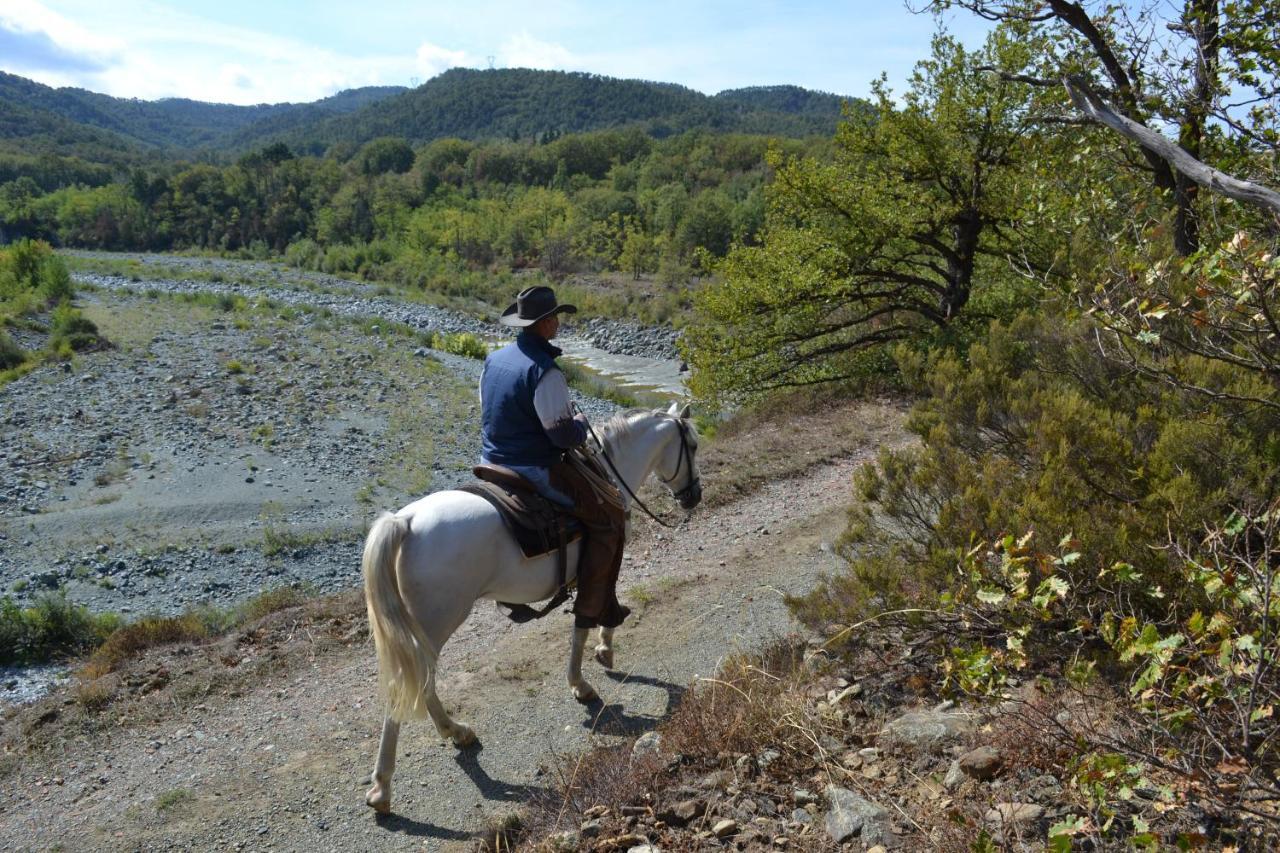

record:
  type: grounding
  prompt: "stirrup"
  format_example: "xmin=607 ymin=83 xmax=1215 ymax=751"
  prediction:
xmin=498 ymin=586 xmax=573 ymax=623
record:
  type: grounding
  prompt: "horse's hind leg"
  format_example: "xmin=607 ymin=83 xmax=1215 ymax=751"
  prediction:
xmin=568 ymin=626 xmax=598 ymax=702
xmin=366 ymin=716 xmax=399 ymax=814
xmin=423 ymin=667 xmax=476 ymax=747
xmin=594 ymin=627 xmax=615 ymax=670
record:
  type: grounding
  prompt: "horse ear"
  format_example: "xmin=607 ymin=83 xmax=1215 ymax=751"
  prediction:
xmin=678 ymin=403 xmax=691 ymax=419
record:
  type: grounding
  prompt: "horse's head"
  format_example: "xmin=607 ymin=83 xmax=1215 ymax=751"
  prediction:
xmin=657 ymin=402 xmax=702 ymax=510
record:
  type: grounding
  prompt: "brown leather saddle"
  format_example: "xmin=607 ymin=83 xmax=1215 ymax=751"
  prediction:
xmin=458 ymin=464 xmax=584 ymax=623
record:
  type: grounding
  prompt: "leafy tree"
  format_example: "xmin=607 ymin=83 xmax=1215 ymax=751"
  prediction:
xmin=932 ymin=0 xmax=1280 ymax=255
xmin=618 ymin=225 xmax=658 ymax=279
xmin=355 ymin=137 xmax=415 ymax=176
xmin=686 ymin=31 xmax=1052 ymax=402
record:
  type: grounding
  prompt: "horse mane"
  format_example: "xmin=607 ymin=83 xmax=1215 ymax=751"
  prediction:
xmin=596 ymin=408 xmax=651 ymax=453
xmin=596 ymin=407 xmax=697 ymax=455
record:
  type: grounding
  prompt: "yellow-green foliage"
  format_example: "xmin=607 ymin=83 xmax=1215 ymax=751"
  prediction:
xmin=429 ymin=330 xmax=488 ymax=359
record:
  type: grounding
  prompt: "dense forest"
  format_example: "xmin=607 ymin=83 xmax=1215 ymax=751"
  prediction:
xmin=0 ymin=67 xmax=857 ymax=318
xmin=0 ymin=67 xmax=853 ymax=161
xmin=0 ymin=128 xmax=826 ymax=316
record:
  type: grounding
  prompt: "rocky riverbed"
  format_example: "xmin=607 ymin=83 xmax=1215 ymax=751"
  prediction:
xmin=1 ymin=256 xmax=681 ymax=641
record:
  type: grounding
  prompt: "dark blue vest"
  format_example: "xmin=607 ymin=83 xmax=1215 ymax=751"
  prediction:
xmin=481 ymin=332 xmax=564 ymax=467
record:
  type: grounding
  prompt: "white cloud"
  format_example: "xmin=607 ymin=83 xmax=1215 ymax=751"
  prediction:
xmin=499 ymin=31 xmax=576 ymax=70
xmin=416 ymin=41 xmax=472 ymax=79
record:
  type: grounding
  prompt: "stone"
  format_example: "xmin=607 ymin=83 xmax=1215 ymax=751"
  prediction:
xmin=881 ymin=707 xmax=972 ymax=753
xmin=658 ymin=798 xmax=705 ymax=826
xmin=792 ymin=788 xmax=817 ymax=806
xmin=791 ymin=808 xmax=812 ymax=825
xmin=712 ymin=818 xmax=738 ymax=838
xmin=627 ymin=845 xmax=661 ymax=853
xmin=824 ymin=785 xmax=890 ymax=845
xmin=984 ymin=802 xmax=1045 ymax=827
xmin=757 ymin=748 xmax=781 ymax=769
xmin=959 ymin=746 xmax=1002 ymax=781
xmin=632 ymin=731 xmax=663 ymax=758
xmin=698 ymin=770 xmax=733 ymax=790
xmin=580 ymin=819 xmax=603 ymax=838
xmin=943 ymin=759 xmax=966 ymax=791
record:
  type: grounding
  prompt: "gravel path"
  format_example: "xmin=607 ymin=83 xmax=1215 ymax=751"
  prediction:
xmin=0 ymin=444 xmax=890 ymax=852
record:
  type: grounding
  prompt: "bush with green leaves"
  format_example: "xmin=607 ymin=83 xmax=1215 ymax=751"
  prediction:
xmin=792 ymin=279 xmax=1280 ymax=843
xmin=0 ymin=238 xmax=74 ymax=305
xmin=0 ymin=328 xmax=24 ymax=370
xmin=49 ymin=298 xmax=102 ymax=353
xmin=429 ymin=330 xmax=488 ymax=360
xmin=0 ymin=593 xmax=122 ymax=665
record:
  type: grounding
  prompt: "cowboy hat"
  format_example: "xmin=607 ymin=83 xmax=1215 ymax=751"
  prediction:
xmin=499 ymin=285 xmax=578 ymax=327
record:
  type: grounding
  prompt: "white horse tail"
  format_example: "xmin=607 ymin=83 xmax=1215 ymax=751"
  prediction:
xmin=362 ymin=511 xmax=436 ymax=721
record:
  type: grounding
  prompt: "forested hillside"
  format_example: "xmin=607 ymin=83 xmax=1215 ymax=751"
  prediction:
xmin=227 ymin=69 xmax=854 ymax=154
xmin=0 ymin=71 xmax=404 ymax=155
xmin=0 ymin=128 xmax=819 ymax=320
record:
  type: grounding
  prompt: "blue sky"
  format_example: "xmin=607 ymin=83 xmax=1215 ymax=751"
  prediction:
xmin=0 ymin=1 xmax=994 ymax=105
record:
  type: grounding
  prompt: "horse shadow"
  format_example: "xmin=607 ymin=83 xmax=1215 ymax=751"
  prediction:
xmin=453 ymin=742 xmax=547 ymax=803
xmin=373 ymin=811 xmax=472 ymax=841
xmin=372 ymin=743 xmax=547 ymax=840
xmin=579 ymin=669 xmax=686 ymax=737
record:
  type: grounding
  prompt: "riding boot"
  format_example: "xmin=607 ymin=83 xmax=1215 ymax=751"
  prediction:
xmin=548 ymin=460 xmax=628 ymax=629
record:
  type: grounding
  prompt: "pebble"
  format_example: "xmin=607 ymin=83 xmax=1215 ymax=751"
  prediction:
xmin=712 ymin=818 xmax=738 ymax=838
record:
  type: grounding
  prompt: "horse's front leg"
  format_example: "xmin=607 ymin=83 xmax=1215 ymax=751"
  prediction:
xmin=567 ymin=626 xmax=598 ymax=702
xmin=365 ymin=716 xmax=399 ymax=814
xmin=594 ymin=627 xmax=615 ymax=670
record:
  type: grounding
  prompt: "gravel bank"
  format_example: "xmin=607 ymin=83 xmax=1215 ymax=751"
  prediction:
xmin=1 ymin=260 xmax=632 ymax=632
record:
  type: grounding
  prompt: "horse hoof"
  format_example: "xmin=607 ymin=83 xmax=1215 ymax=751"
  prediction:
xmin=366 ymin=785 xmax=391 ymax=814
xmin=451 ymin=724 xmax=477 ymax=748
xmin=573 ymin=684 xmax=598 ymax=704
xmin=594 ymin=647 xmax=614 ymax=669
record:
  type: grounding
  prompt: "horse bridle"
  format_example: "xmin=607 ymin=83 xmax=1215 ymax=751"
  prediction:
xmin=579 ymin=409 xmax=700 ymax=528
xmin=658 ymin=417 xmax=701 ymax=507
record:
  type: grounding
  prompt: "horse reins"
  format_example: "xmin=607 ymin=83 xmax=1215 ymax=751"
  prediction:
xmin=575 ymin=407 xmax=699 ymax=529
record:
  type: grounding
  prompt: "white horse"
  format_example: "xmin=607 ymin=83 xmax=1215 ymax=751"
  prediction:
xmin=361 ymin=402 xmax=701 ymax=814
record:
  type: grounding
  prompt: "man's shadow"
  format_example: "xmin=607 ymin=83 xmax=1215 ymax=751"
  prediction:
xmin=579 ymin=669 xmax=686 ymax=736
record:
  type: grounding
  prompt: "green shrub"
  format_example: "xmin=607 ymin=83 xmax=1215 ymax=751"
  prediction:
xmin=430 ymin=330 xmax=489 ymax=360
xmin=49 ymin=299 xmax=101 ymax=352
xmin=0 ymin=329 xmax=25 ymax=370
xmin=792 ymin=287 xmax=1280 ymax=845
xmin=39 ymin=256 xmax=74 ymax=303
xmin=0 ymin=593 xmax=122 ymax=665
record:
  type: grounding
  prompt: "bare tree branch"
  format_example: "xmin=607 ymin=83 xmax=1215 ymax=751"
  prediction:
xmin=1064 ymin=76 xmax=1280 ymax=219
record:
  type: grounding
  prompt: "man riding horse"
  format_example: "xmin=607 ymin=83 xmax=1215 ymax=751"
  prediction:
xmin=479 ymin=285 xmax=630 ymax=630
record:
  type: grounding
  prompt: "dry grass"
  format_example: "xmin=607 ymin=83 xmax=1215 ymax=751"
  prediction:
xmin=82 ymin=613 xmax=212 ymax=678
xmin=509 ymin=637 xmax=834 ymax=850
xmin=697 ymin=393 xmax=907 ymax=508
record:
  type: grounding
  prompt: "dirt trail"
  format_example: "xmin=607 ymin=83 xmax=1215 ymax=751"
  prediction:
xmin=0 ymin=430 xmax=903 ymax=853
